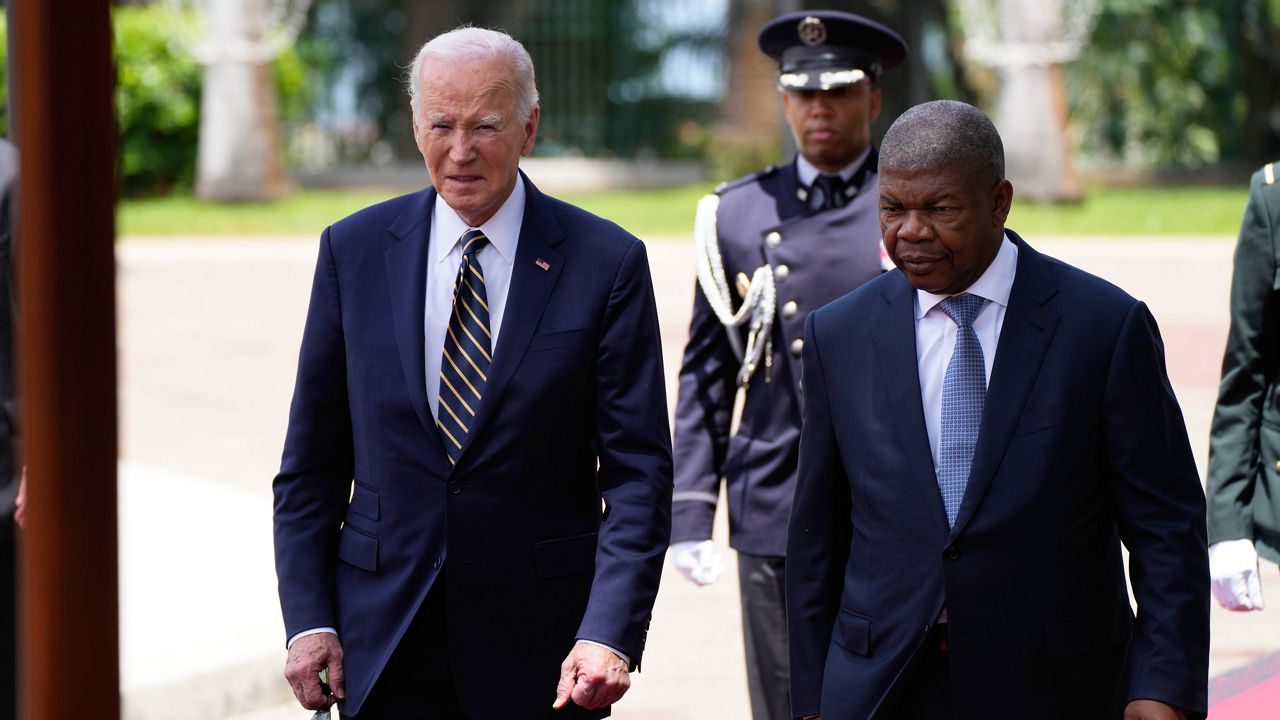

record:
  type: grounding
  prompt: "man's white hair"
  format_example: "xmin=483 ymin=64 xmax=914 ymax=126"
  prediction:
xmin=406 ymin=26 xmax=539 ymax=123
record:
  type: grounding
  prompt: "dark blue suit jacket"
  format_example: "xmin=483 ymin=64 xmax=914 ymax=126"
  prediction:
xmin=273 ymin=174 xmax=673 ymax=717
xmin=787 ymin=233 xmax=1209 ymax=719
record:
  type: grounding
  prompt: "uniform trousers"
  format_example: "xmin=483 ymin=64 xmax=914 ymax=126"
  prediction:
xmin=738 ymin=552 xmax=791 ymax=720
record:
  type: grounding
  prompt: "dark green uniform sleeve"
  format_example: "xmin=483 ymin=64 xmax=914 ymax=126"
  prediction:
xmin=1207 ymin=165 xmax=1280 ymax=549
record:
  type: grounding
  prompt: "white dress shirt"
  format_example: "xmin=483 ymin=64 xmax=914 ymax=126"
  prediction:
xmin=915 ymin=234 xmax=1018 ymax=469
xmin=425 ymin=180 xmax=523 ymax=420
xmin=796 ymin=147 xmax=872 ymax=211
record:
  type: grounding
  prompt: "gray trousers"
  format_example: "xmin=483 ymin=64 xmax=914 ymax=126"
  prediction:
xmin=738 ymin=552 xmax=791 ymax=720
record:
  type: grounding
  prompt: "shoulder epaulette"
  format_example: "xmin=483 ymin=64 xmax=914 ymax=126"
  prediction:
xmin=1265 ymin=162 xmax=1276 ymax=186
xmin=713 ymin=164 xmax=780 ymax=196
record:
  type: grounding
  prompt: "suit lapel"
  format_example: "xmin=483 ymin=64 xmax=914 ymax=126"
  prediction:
xmin=871 ymin=275 xmax=951 ymax=534
xmin=949 ymin=232 xmax=1061 ymax=539
xmin=454 ymin=173 xmax=566 ymax=464
xmin=384 ymin=187 xmax=448 ymax=456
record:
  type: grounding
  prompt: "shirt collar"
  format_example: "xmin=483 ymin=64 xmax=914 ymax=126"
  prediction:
xmin=796 ymin=146 xmax=872 ymax=187
xmin=432 ymin=176 xmax=525 ymax=265
xmin=915 ymin=232 xmax=1019 ymax=320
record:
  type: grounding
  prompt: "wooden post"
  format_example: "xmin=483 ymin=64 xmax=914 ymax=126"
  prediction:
xmin=10 ymin=0 xmax=120 ymax=718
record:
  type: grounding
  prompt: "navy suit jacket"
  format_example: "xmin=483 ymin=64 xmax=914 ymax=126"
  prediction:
xmin=273 ymin=174 xmax=673 ymax=717
xmin=786 ymin=233 xmax=1209 ymax=719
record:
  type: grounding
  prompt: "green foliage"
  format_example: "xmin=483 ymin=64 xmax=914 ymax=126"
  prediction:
xmin=111 ymin=6 xmax=316 ymax=197
xmin=1067 ymin=0 xmax=1237 ymax=167
xmin=274 ymin=41 xmax=313 ymax=124
xmin=113 ymin=6 xmax=203 ymax=197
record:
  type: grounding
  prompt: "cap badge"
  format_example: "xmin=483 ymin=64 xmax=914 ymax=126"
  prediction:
xmin=798 ymin=16 xmax=826 ymax=47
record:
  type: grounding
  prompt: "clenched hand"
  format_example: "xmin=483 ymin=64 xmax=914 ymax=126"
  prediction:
xmin=285 ymin=632 xmax=345 ymax=711
xmin=552 ymin=641 xmax=630 ymax=711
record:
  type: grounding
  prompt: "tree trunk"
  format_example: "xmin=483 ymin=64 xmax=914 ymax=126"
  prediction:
xmin=195 ymin=0 xmax=288 ymax=202
xmin=991 ymin=0 xmax=1081 ymax=202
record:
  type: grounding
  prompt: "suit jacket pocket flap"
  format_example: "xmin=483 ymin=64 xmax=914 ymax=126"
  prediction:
xmin=833 ymin=607 xmax=871 ymax=656
xmin=349 ymin=484 xmax=379 ymax=520
xmin=338 ymin=526 xmax=378 ymax=572
xmin=1014 ymin=401 xmax=1066 ymax=437
xmin=535 ymin=531 xmax=598 ymax=579
xmin=1043 ymin=617 xmax=1091 ymax=659
xmin=527 ymin=327 xmax=593 ymax=353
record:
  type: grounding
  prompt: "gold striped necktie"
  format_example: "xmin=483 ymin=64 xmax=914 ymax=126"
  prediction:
xmin=437 ymin=229 xmax=492 ymax=464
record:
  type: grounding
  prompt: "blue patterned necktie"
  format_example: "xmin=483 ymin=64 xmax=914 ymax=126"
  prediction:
xmin=937 ymin=293 xmax=986 ymax=527
xmin=437 ymin=229 xmax=492 ymax=465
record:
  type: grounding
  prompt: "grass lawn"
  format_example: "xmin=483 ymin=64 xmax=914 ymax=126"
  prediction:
xmin=118 ymin=182 xmax=1250 ymax=239
xmin=1008 ymin=185 xmax=1248 ymax=237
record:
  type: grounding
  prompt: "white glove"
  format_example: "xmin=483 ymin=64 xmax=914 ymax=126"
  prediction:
xmin=1210 ymin=538 xmax=1265 ymax=611
xmin=670 ymin=539 xmax=726 ymax=586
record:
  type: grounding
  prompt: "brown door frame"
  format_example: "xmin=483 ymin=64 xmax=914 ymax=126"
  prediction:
xmin=10 ymin=0 xmax=120 ymax=717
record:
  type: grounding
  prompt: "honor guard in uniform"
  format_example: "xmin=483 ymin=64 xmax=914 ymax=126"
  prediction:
xmin=669 ymin=11 xmax=908 ymax=720
xmin=1208 ymin=160 xmax=1280 ymax=612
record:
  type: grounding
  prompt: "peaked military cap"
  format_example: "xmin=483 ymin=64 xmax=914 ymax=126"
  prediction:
xmin=758 ymin=10 xmax=908 ymax=91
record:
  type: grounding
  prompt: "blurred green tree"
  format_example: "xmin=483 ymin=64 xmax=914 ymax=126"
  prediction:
xmin=114 ymin=6 xmax=203 ymax=196
xmin=1067 ymin=0 xmax=1279 ymax=168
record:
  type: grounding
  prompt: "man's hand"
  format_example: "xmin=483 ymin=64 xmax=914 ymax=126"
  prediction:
xmin=13 ymin=467 xmax=25 ymax=529
xmin=1209 ymin=538 xmax=1265 ymax=611
xmin=670 ymin=539 xmax=726 ymax=586
xmin=1123 ymin=699 xmax=1186 ymax=720
xmin=284 ymin=632 xmax=345 ymax=711
xmin=552 ymin=641 xmax=630 ymax=711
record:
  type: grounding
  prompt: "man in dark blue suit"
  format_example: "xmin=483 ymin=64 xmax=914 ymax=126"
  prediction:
xmin=273 ymin=27 xmax=672 ymax=719
xmin=786 ymin=100 xmax=1209 ymax=719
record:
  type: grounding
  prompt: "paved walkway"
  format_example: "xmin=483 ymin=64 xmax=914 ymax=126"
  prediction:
xmin=113 ymin=233 xmax=1276 ymax=719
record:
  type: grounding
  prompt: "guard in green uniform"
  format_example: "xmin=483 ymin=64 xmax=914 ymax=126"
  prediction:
xmin=1208 ymin=161 xmax=1280 ymax=611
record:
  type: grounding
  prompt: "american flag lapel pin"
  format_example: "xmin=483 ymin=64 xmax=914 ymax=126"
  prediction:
xmin=535 ymin=258 xmax=551 ymax=271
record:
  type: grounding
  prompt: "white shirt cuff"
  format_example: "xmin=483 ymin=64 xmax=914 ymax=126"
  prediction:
xmin=576 ymin=639 xmax=630 ymax=667
xmin=287 ymin=627 xmax=337 ymax=649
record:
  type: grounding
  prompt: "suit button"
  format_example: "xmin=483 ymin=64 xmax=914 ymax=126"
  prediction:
xmin=433 ymin=556 xmax=443 ymax=570
xmin=766 ymin=231 xmax=782 ymax=248
xmin=790 ymin=338 xmax=804 ymax=357
xmin=1274 ymin=459 xmax=1280 ymax=473
xmin=447 ymin=479 xmax=462 ymax=494
xmin=775 ymin=264 xmax=791 ymax=281
xmin=944 ymin=546 xmax=960 ymax=560
xmin=782 ymin=301 xmax=798 ymax=319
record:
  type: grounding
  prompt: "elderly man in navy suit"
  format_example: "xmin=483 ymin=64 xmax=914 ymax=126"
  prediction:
xmin=273 ymin=27 xmax=672 ymax=719
xmin=786 ymin=100 xmax=1209 ymax=719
